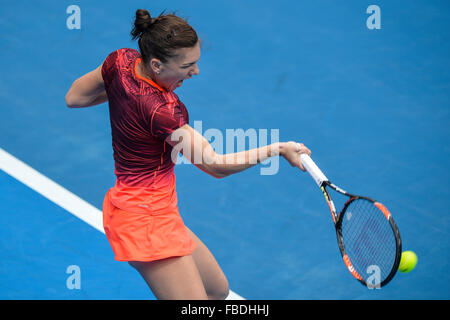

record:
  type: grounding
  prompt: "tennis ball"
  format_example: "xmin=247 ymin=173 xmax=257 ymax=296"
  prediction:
xmin=398 ymin=251 xmax=418 ymax=273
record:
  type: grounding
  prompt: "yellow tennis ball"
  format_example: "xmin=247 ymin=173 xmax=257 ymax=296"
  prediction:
xmin=398 ymin=251 xmax=418 ymax=273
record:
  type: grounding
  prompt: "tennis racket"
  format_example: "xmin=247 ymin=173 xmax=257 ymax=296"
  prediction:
xmin=300 ymin=153 xmax=402 ymax=288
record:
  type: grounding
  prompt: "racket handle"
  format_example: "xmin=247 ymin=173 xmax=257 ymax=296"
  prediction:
xmin=300 ymin=154 xmax=329 ymax=187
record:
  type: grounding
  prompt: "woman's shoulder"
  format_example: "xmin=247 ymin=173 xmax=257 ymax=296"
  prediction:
xmin=104 ymin=48 xmax=139 ymax=67
xmin=102 ymin=48 xmax=143 ymax=93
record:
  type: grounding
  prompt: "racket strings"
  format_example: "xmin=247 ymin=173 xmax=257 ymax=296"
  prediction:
xmin=351 ymin=206 xmax=392 ymax=277
xmin=340 ymin=199 xmax=396 ymax=283
xmin=347 ymin=204 xmax=393 ymax=279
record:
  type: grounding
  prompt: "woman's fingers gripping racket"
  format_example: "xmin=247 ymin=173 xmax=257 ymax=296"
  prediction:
xmin=280 ymin=141 xmax=311 ymax=171
xmin=296 ymin=143 xmax=311 ymax=171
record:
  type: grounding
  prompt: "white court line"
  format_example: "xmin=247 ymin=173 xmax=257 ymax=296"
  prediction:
xmin=0 ymin=147 xmax=245 ymax=300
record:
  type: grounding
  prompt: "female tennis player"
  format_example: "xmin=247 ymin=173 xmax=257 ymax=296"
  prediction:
xmin=65 ymin=9 xmax=311 ymax=300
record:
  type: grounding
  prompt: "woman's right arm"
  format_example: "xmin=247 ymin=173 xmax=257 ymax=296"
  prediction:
xmin=166 ymin=124 xmax=311 ymax=179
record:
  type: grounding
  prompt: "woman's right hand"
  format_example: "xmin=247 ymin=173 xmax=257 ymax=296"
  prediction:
xmin=280 ymin=141 xmax=311 ymax=171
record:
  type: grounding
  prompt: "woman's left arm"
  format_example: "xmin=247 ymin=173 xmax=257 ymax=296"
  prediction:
xmin=65 ymin=64 xmax=107 ymax=108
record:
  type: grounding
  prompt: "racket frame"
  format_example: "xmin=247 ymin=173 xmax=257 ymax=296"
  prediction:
xmin=300 ymin=154 xmax=402 ymax=288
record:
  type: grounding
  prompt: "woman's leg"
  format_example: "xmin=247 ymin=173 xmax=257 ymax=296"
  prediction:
xmin=129 ymin=228 xmax=229 ymax=300
xmin=129 ymin=255 xmax=208 ymax=300
xmin=186 ymin=227 xmax=230 ymax=300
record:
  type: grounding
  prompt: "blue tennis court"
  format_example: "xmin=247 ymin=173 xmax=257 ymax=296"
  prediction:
xmin=1 ymin=0 xmax=449 ymax=299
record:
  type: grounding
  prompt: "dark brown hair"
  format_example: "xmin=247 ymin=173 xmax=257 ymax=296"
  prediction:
xmin=131 ymin=9 xmax=198 ymax=64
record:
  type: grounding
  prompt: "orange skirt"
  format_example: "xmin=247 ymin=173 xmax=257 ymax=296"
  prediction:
xmin=102 ymin=176 xmax=196 ymax=262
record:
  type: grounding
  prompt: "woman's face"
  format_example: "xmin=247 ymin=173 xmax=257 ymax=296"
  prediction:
xmin=152 ymin=41 xmax=201 ymax=91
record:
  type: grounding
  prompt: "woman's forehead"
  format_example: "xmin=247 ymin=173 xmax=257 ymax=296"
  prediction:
xmin=172 ymin=42 xmax=201 ymax=64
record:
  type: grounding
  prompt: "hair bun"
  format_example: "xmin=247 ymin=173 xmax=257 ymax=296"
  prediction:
xmin=131 ymin=9 xmax=154 ymax=40
xmin=136 ymin=9 xmax=152 ymax=22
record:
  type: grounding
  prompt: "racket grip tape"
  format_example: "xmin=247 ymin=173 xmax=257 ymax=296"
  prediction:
xmin=300 ymin=154 xmax=329 ymax=187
